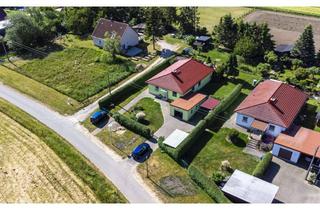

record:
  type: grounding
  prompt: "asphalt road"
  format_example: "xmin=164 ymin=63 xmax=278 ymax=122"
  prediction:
xmin=0 ymin=83 xmax=159 ymax=203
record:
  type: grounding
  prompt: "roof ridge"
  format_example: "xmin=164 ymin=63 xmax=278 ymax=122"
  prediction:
xmin=146 ymin=59 xmax=192 ymax=82
xmin=235 ymin=101 xmax=269 ymax=112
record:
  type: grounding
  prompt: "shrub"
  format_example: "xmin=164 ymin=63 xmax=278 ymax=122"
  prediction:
xmin=226 ymin=129 xmax=239 ymax=142
xmin=212 ymin=171 xmax=227 ymax=183
xmin=188 ymin=165 xmax=231 ymax=203
xmin=158 ymin=136 xmax=176 ymax=157
xmin=99 ymin=56 xmax=174 ymax=109
xmin=220 ymin=160 xmax=233 ymax=173
xmin=113 ymin=113 xmax=152 ymax=139
xmin=259 ymin=142 xmax=273 ymax=152
xmin=135 ymin=111 xmax=146 ymax=122
xmin=99 ymin=52 xmax=114 ymax=64
xmin=252 ymin=153 xmax=273 ymax=178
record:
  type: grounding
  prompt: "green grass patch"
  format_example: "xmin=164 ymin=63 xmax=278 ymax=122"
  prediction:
xmin=191 ymin=128 xmax=259 ymax=177
xmin=96 ymin=128 xmax=145 ymax=158
xmin=199 ymin=7 xmax=253 ymax=32
xmin=124 ymin=98 xmax=164 ymax=133
xmin=201 ymin=49 xmax=230 ymax=66
xmin=137 ymin=149 xmax=213 ymax=203
xmin=17 ymin=47 xmax=136 ymax=102
xmin=0 ymin=98 xmax=126 ymax=203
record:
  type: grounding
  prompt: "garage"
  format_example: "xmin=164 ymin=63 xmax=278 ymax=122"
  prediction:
xmin=174 ymin=110 xmax=183 ymax=119
xmin=278 ymin=148 xmax=293 ymax=160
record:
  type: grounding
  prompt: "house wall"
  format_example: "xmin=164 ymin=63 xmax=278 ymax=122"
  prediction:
xmin=121 ymin=27 xmax=139 ymax=49
xmin=235 ymin=113 xmax=255 ymax=128
xmin=272 ymin=144 xmax=301 ymax=163
xmin=92 ymin=36 xmax=104 ymax=48
xmin=148 ymin=84 xmax=182 ymax=100
xmin=235 ymin=113 xmax=286 ymax=137
xmin=265 ymin=123 xmax=286 ymax=137
xmin=192 ymin=73 xmax=213 ymax=92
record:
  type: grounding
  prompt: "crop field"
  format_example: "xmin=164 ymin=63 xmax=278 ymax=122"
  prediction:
xmin=199 ymin=7 xmax=253 ymax=32
xmin=245 ymin=10 xmax=320 ymax=51
xmin=0 ymin=112 xmax=97 ymax=203
xmin=16 ymin=47 xmax=135 ymax=102
xmin=259 ymin=7 xmax=320 ymax=18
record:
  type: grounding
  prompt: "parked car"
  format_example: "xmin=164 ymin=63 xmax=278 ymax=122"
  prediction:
xmin=131 ymin=143 xmax=151 ymax=161
xmin=90 ymin=110 xmax=108 ymax=124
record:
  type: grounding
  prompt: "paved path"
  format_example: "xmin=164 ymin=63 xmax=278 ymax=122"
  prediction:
xmin=73 ymin=57 xmax=165 ymax=122
xmin=0 ymin=83 xmax=160 ymax=203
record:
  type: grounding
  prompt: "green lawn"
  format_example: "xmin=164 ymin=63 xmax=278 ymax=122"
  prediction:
xmin=199 ymin=7 xmax=253 ymax=32
xmin=96 ymin=127 xmax=145 ymax=158
xmin=137 ymin=149 xmax=213 ymax=203
xmin=17 ymin=47 xmax=135 ymax=102
xmin=163 ymin=35 xmax=190 ymax=53
xmin=124 ymin=98 xmax=164 ymax=133
xmin=259 ymin=7 xmax=320 ymax=18
xmin=0 ymin=97 xmax=126 ymax=203
xmin=201 ymin=49 xmax=230 ymax=67
xmin=190 ymin=128 xmax=259 ymax=177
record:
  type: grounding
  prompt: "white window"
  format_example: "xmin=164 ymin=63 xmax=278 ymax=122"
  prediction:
xmin=269 ymin=125 xmax=275 ymax=132
xmin=242 ymin=116 xmax=248 ymax=123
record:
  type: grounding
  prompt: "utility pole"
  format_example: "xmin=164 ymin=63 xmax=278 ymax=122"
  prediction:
xmin=146 ymin=159 xmax=149 ymax=178
xmin=107 ymin=73 xmax=111 ymax=95
xmin=306 ymin=145 xmax=320 ymax=180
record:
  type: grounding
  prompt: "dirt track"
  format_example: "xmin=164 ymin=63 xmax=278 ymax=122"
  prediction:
xmin=245 ymin=10 xmax=320 ymax=51
xmin=0 ymin=112 xmax=97 ymax=203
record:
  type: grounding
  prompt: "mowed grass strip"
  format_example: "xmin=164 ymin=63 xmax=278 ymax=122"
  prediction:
xmin=0 ymin=98 xmax=127 ymax=203
xmin=199 ymin=7 xmax=253 ymax=32
xmin=137 ymin=149 xmax=214 ymax=203
xmin=191 ymin=128 xmax=259 ymax=177
xmin=0 ymin=112 xmax=97 ymax=203
xmin=17 ymin=47 xmax=135 ymax=102
xmin=0 ymin=62 xmax=81 ymax=115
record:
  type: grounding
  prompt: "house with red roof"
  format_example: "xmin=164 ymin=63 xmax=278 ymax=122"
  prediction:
xmin=92 ymin=18 xmax=139 ymax=49
xmin=146 ymin=58 xmax=215 ymax=121
xmin=234 ymin=80 xmax=308 ymax=137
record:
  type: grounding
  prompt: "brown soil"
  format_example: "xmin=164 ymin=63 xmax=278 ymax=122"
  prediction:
xmin=245 ymin=10 xmax=320 ymax=51
xmin=0 ymin=112 xmax=97 ymax=203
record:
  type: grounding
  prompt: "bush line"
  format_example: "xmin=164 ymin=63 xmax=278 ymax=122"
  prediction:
xmin=113 ymin=113 xmax=152 ymax=139
xmin=0 ymin=98 xmax=126 ymax=203
xmin=252 ymin=152 xmax=273 ymax=178
xmin=188 ymin=165 xmax=231 ymax=203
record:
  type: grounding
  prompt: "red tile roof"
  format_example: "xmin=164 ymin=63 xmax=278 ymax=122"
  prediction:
xmin=171 ymin=93 xmax=207 ymax=111
xmin=146 ymin=59 xmax=214 ymax=94
xmin=200 ymin=97 xmax=220 ymax=110
xmin=235 ymin=80 xmax=308 ymax=128
xmin=275 ymin=127 xmax=320 ymax=158
xmin=92 ymin=18 xmax=128 ymax=39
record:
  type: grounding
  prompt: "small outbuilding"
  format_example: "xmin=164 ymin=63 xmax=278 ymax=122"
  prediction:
xmin=275 ymin=44 xmax=293 ymax=55
xmin=200 ymin=97 xmax=220 ymax=111
xmin=222 ymin=170 xmax=279 ymax=203
xmin=163 ymin=129 xmax=189 ymax=148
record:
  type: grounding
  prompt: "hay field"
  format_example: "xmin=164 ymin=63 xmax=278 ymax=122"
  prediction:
xmin=0 ymin=112 xmax=97 ymax=203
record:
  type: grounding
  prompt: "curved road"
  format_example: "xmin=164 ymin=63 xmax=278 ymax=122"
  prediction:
xmin=0 ymin=83 xmax=159 ymax=203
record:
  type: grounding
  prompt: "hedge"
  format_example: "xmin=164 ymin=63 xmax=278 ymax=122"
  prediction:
xmin=113 ymin=113 xmax=152 ymax=139
xmin=188 ymin=165 xmax=231 ymax=203
xmin=158 ymin=136 xmax=176 ymax=158
xmin=204 ymin=84 xmax=242 ymax=125
xmin=252 ymin=152 xmax=273 ymax=178
xmin=99 ymin=56 xmax=175 ymax=109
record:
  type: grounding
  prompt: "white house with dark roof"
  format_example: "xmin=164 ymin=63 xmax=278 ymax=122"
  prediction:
xmin=92 ymin=18 xmax=139 ymax=49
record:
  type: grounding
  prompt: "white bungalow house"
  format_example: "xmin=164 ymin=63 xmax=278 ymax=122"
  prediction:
xmin=92 ymin=18 xmax=139 ymax=50
xmin=234 ymin=80 xmax=308 ymax=138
